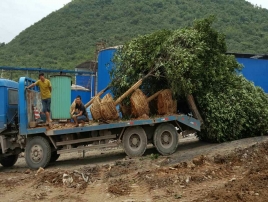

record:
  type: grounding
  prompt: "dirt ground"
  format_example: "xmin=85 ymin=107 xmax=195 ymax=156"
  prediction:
xmin=0 ymin=135 xmax=268 ymax=202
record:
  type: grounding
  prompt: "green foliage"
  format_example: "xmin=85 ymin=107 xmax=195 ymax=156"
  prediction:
xmin=196 ymin=76 xmax=268 ymax=142
xmin=111 ymin=16 xmax=241 ymax=96
xmin=110 ymin=29 xmax=172 ymax=100
xmin=110 ymin=17 xmax=268 ymax=142
xmin=1 ymin=0 xmax=268 ymax=71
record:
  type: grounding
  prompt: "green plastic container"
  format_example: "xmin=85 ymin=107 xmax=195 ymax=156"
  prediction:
xmin=50 ymin=75 xmax=71 ymax=119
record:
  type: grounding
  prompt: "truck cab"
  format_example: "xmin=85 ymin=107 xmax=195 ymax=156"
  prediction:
xmin=0 ymin=79 xmax=21 ymax=167
xmin=0 ymin=79 xmax=19 ymax=133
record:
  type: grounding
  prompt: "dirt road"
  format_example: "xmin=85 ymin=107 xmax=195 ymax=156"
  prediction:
xmin=0 ymin=135 xmax=267 ymax=201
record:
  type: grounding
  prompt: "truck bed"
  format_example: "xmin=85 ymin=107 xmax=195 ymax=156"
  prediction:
xmin=25 ymin=114 xmax=200 ymax=136
xmin=19 ymin=77 xmax=200 ymax=137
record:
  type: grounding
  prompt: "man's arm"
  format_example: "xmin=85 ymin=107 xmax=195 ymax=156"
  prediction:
xmin=70 ymin=101 xmax=76 ymax=115
xmin=76 ymin=105 xmax=86 ymax=117
xmin=27 ymin=82 xmax=37 ymax=89
xmin=73 ymin=110 xmax=82 ymax=118
xmin=76 ymin=110 xmax=83 ymax=116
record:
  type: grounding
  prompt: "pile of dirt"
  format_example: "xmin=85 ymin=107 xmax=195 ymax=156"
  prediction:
xmin=33 ymin=166 xmax=102 ymax=190
xmin=103 ymin=141 xmax=268 ymax=201
xmin=0 ymin=139 xmax=267 ymax=201
xmin=195 ymin=143 xmax=268 ymax=202
xmin=108 ymin=178 xmax=131 ymax=196
xmin=105 ymin=160 xmax=138 ymax=178
xmin=0 ymin=171 xmax=34 ymax=189
xmin=34 ymin=170 xmax=65 ymax=187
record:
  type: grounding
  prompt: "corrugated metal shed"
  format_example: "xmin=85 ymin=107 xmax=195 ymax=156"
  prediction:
xmin=238 ymin=58 xmax=268 ymax=92
xmin=228 ymin=53 xmax=268 ymax=93
xmin=75 ymin=60 xmax=96 ymax=93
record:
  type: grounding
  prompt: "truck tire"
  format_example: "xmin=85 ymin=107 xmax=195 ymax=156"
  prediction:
xmin=153 ymin=123 xmax=178 ymax=156
xmin=25 ymin=136 xmax=51 ymax=169
xmin=123 ymin=126 xmax=147 ymax=157
xmin=0 ymin=154 xmax=19 ymax=167
xmin=50 ymin=151 xmax=60 ymax=163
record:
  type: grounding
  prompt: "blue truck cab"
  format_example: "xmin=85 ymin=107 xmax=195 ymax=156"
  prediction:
xmin=0 ymin=79 xmax=18 ymax=133
xmin=0 ymin=77 xmax=201 ymax=169
xmin=0 ymin=79 xmax=21 ymax=168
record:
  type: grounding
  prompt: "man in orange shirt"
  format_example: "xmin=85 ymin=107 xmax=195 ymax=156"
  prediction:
xmin=27 ymin=73 xmax=52 ymax=125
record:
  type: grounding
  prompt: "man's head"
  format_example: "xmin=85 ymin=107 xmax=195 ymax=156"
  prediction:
xmin=75 ymin=95 xmax=82 ymax=105
xmin=39 ymin=73 xmax=45 ymax=82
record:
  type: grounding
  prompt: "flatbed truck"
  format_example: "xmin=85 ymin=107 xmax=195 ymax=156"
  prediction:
xmin=0 ymin=77 xmax=201 ymax=169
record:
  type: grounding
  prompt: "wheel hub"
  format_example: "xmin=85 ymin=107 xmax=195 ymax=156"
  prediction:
xmin=130 ymin=134 xmax=140 ymax=148
xmin=31 ymin=145 xmax=43 ymax=162
xmin=161 ymin=131 xmax=172 ymax=146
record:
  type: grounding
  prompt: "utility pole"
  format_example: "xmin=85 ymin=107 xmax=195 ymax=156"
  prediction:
xmin=93 ymin=41 xmax=106 ymax=95
xmin=94 ymin=41 xmax=106 ymax=73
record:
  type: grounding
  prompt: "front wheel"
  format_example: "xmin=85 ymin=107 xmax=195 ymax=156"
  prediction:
xmin=0 ymin=154 xmax=19 ymax=167
xmin=25 ymin=136 xmax=51 ymax=169
xmin=122 ymin=126 xmax=147 ymax=157
xmin=153 ymin=123 xmax=178 ymax=155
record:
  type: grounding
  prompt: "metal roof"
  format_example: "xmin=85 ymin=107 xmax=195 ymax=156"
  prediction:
xmin=227 ymin=52 xmax=268 ymax=60
xmin=0 ymin=66 xmax=95 ymax=75
xmin=0 ymin=79 xmax=18 ymax=88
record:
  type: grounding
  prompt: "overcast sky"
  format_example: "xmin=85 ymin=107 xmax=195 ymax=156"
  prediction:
xmin=0 ymin=0 xmax=267 ymax=43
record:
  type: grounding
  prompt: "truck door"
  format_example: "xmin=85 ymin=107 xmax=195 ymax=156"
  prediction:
xmin=7 ymin=88 xmax=18 ymax=124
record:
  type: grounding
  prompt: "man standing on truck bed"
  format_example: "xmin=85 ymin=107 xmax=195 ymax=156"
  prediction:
xmin=27 ymin=73 xmax=52 ymax=125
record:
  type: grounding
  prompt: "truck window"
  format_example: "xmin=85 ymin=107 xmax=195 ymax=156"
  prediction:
xmin=8 ymin=89 xmax=18 ymax=105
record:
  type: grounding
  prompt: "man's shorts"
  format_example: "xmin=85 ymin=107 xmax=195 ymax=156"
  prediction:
xmin=77 ymin=115 xmax=87 ymax=121
xmin=73 ymin=112 xmax=87 ymax=122
xmin=42 ymin=98 xmax=51 ymax=113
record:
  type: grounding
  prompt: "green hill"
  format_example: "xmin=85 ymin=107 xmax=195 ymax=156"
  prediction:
xmin=0 ymin=0 xmax=268 ymax=70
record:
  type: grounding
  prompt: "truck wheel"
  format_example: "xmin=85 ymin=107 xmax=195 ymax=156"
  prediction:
xmin=123 ymin=126 xmax=147 ymax=157
xmin=0 ymin=154 xmax=19 ymax=167
xmin=153 ymin=123 xmax=178 ymax=155
xmin=25 ymin=136 xmax=51 ymax=169
xmin=50 ymin=151 xmax=60 ymax=163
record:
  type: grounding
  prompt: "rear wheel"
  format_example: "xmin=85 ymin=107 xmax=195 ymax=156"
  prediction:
xmin=25 ymin=136 xmax=51 ymax=169
xmin=50 ymin=151 xmax=60 ymax=163
xmin=0 ymin=154 xmax=19 ymax=167
xmin=153 ymin=123 xmax=178 ymax=155
xmin=122 ymin=126 xmax=147 ymax=157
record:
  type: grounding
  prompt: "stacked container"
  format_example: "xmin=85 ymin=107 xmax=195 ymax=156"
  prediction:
xmin=50 ymin=75 xmax=71 ymax=119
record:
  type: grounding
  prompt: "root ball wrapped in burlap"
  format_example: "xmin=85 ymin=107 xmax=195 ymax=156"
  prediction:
xmin=90 ymin=96 xmax=102 ymax=120
xmin=100 ymin=94 xmax=119 ymax=121
xmin=157 ymin=89 xmax=174 ymax=115
xmin=130 ymin=89 xmax=149 ymax=118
